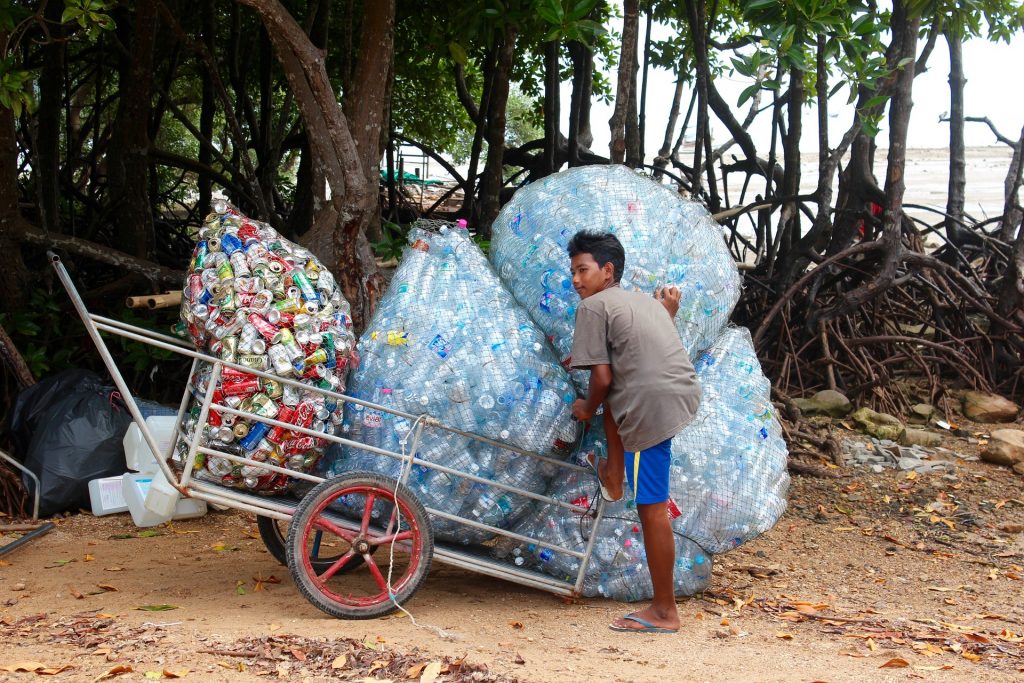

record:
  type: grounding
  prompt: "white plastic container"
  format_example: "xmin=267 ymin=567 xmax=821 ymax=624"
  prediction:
xmin=122 ymin=472 xmax=207 ymax=527
xmin=122 ymin=473 xmax=171 ymax=527
xmin=88 ymin=476 xmax=129 ymax=516
xmin=122 ymin=416 xmax=179 ymax=473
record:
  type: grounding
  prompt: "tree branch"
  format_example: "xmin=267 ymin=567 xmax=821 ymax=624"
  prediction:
xmin=22 ymin=226 xmax=184 ymax=286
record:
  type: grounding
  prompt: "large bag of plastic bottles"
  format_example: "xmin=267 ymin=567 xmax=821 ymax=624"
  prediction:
xmin=490 ymin=164 xmax=741 ymax=390
xmin=328 ymin=221 xmax=580 ymax=543
xmin=175 ymin=201 xmax=357 ymax=493
xmin=486 ymin=166 xmax=788 ymax=601
xmin=492 ymin=328 xmax=788 ymax=600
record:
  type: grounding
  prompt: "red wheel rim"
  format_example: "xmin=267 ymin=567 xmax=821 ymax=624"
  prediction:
xmin=298 ymin=483 xmax=422 ymax=608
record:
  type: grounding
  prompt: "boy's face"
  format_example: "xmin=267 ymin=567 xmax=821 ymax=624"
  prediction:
xmin=570 ymin=252 xmax=615 ymax=299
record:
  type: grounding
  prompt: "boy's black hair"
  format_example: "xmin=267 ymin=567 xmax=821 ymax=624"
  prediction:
xmin=567 ymin=230 xmax=625 ymax=282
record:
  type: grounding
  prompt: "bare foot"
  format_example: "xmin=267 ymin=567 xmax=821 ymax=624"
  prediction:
xmin=587 ymin=452 xmax=624 ymax=502
xmin=610 ymin=604 xmax=680 ymax=632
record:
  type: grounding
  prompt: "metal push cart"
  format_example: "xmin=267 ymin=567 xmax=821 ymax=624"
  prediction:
xmin=52 ymin=252 xmax=607 ymax=619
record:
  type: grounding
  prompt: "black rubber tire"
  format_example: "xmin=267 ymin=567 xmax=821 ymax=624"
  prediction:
xmin=256 ymin=514 xmax=367 ymax=574
xmin=287 ymin=471 xmax=433 ymax=620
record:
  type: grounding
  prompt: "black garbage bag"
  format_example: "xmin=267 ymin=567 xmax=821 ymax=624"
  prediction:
xmin=21 ymin=380 xmax=134 ymax=517
xmin=6 ymin=369 xmax=104 ymax=459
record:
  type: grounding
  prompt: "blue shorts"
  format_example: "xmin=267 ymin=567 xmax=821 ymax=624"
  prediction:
xmin=625 ymin=438 xmax=672 ymax=505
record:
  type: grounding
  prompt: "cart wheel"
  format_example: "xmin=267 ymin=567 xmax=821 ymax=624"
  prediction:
xmin=287 ymin=471 xmax=433 ymax=620
xmin=256 ymin=515 xmax=368 ymax=574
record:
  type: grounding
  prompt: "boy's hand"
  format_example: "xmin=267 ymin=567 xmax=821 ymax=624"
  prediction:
xmin=655 ymin=285 xmax=681 ymax=319
xmin=572 ymin=399 xmax=594 ymax=421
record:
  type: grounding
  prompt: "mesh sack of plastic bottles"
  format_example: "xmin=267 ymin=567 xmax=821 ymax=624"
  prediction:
xmin=492 ymin=423 xmax=714 ymax=600
xmin=665 ymin=326 xmax=789 ymax=553
xmin=490 ymin=165 xmax=741 ymax=390
xmin=327 ymin=221 xmax=580 ymax=543
xmin=494 ymin=327 xmax=788 ymax=600
xmin=175 ymin=201 xmax=357 ymax=493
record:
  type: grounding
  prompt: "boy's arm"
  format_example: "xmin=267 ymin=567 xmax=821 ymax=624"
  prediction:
xmin=572 ymin=363 xmax=612 ymax=421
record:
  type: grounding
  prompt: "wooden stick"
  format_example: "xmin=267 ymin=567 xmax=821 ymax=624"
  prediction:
xmin=125 ymin=291 xmax=182 ymax=309
xmin=197 ymin=649 xmax=259 ymax=658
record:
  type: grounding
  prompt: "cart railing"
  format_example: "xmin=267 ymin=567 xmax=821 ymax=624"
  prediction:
xmin=50 ymin=252 xmax=607 ymax=597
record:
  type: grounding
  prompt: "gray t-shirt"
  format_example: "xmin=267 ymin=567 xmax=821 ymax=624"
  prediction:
xmin=570 ymin=285 xmax=701 ymax=452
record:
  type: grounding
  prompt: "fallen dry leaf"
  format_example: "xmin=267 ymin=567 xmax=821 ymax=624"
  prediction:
xmin=331 ymin=655 xmax=347 ymax=670
xmin=961 ymin=652 xmax=982 ymax=662
xmin=84 ymin=554 xmax=95 ymax=562
xmin=419 ymin=661 xmax=442 ymax=683
xmin=913 ymin=664 xmax=954 ymax=671
xmin=775 ymin=632 xmax=794 ymax=640
xmin=290 ymin=648 xmax=306 ymax=661
xmin=406 ymin=662 xmax=425 ymax=678
xmin=68 ymin=584 xmax=84 ymax=599
xmin=96 ymin=584 xmax=118 ymax=592
xmin=162 ymin=668 xmax=189 ymax=678
xmin=514 ymin=653 xmax=526 ymax=665
xmin=879 ymin=657 xmax=909 ymax=668
xmin=1 ymin=661 xmax=72 ymax=674
xmin=91 ymin=664 xmax=133 ymax=682
xmin=104 ymin=566 xmax=125 ymax=572
xmin=509 ymin=620 xmax=524 ymax=629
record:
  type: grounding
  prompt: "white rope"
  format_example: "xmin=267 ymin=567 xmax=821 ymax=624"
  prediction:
xmin=382 ymin=413 xmax=458 ymax=641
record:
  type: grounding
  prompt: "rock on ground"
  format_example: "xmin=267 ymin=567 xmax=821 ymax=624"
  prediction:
xmin=961 ymin=391 xmax=1020 ymax=423
xmin=981 ymin=429 xmax=1024 ymax=468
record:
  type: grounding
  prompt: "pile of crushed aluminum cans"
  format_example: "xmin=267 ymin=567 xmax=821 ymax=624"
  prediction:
xmin=174 ymin=201 xmax=357 ymax=493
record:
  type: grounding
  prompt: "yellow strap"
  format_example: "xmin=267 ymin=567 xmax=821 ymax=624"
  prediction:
xmin=632 ymin=450 xmax=641 ymax=501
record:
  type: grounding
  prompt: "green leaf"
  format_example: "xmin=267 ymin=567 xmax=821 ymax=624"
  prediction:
xmin=737 ymin=83 xmax=760 ymax=107
xmin=731 ymin=56 xmax=754 ymax=77
xmin=137 ymin=530 xmax=163 ymax=538
xmin=447 ymin=41 xmax=468 ymax=65
xmin=863 ymin=94 xmax=889 ymax=109
xmin=569 ymin=0 xmax=597 ymax=21
xmin=136 ymin=604 xmax=179 ymax=611
xmin=536 ymin=4 xmax=562 ymax=25
xmin=745 ymin=0 xmax=779 ymax=11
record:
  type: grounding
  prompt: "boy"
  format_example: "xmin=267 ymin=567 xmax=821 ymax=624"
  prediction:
xmin=567 ymin=230 xmax=701 ymax=634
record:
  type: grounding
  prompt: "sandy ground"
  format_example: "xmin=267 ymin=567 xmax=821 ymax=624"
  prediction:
xmin=2 ymin=419 xmax=1024 ymax=683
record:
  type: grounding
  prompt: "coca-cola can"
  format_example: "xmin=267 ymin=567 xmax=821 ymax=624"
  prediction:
xmin=223 ymin=377 xmax=259 ymax=397
xmin=247 ymin=312 xmax=277 ymax=340
xmin=293 ymin=401 xmax=315 ymax=429
xmin=284 ymin=436 xmax=315 ymax=454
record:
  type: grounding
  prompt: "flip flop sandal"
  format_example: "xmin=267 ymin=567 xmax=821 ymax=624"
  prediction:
xmin=608 ymin=614 xmax=678 ymax=634
xmin=587 ymin=452 xmax=622 ymax=503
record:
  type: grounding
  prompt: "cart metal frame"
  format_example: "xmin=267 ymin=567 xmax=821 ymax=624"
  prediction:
xmin=51 ymin=252 xmax=607 ymax=616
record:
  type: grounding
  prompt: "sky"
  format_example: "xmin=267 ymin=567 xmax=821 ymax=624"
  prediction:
xmin=563 ymin=21 xmax=1024 ymax=162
